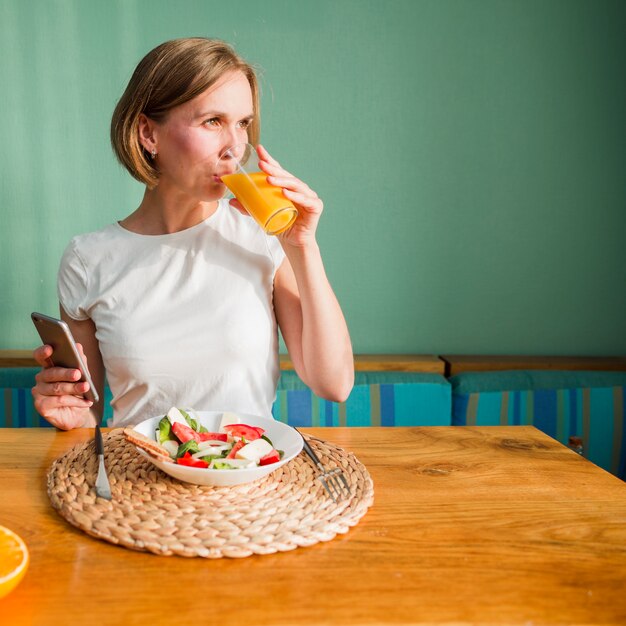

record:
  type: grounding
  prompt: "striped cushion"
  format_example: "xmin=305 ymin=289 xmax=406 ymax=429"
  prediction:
xmin=273 ymin=371 xmax=451 ymax=427
xmin=2 ymin=387 xmax=50 ymax=427
xmin=1 ymin=368 xmax=49 ymax=427
xmin=451 ymin=371 xmax=626 ymax=479
xmin=1 ymin=368 xmax=451 ymax=429
xmin=0 ymin=368 xmax=115 ymax=427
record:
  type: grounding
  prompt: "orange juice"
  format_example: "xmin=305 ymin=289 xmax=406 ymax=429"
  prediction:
xmin=221 ymin=171 xmax=298 ymax=235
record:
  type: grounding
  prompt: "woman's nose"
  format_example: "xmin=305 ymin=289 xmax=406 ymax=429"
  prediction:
xmin=221 ymin=125 xmax=242 ymax=151
xmin=219 ymin=139 xmax=247 ymax=161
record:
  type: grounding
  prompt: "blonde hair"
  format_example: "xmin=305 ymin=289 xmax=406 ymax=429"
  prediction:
xmin=110 ymin=38 xmax=260 ymax=188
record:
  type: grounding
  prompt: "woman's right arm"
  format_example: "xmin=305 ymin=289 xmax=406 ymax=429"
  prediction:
xmin=32 ymin=308 xmax=105 ymax=430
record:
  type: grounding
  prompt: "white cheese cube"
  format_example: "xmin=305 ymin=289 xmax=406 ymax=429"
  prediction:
xmin=166 ymin=407 xmax=188 ymax=426
xmin=218 ymin=411 xmax=241 ymax=432
xmin=236 ymin=438 xmax=273 ymax=462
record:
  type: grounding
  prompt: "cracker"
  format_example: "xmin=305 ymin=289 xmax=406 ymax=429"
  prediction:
xmin=123 ymin=428 xmax=174 ymax=464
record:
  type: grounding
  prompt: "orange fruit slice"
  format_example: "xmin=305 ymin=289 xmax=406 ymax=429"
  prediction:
xmin=0 ymin=525 xmax=29 ymax=598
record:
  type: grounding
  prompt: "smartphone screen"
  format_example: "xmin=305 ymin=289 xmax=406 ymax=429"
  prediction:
xmin=31 ymin=312 xmax=100 ymax=404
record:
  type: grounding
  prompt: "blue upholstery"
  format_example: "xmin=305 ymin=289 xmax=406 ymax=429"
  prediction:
xmin=273 ymin=371 xmax=452 ymax=427
xmin=1 ymin=368 xmax=47 ymax=427
xmin=0 ymin=368 xmax=451 ymax=429
xmin=450 ymin=370 xmax=626 ymax=479
xmin=0 ymin=367 xmax=114 ymax=426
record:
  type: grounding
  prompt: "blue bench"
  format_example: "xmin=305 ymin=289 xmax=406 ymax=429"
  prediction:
xmin=450 ymin=370 xmax=626 ymax=480
xmin=0 ymin=368 xmax=452 ymax=428
xmin=274 ymin=371 xmax=451 ymax=427
xmin=1 ymin=368 xmax=48 ymax=427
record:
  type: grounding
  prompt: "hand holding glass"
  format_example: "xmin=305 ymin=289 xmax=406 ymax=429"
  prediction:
xmin=217 ymin=143 xmax=298 ymax=235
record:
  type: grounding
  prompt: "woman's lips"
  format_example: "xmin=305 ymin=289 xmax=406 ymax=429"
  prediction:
xmin=213 ymin=171 xmax=235 ymax=182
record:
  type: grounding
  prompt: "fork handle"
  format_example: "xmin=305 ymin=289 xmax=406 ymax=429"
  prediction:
xmin=296 ymin=429 xmax=325 ymax=470
xmin=95 ymin=424 xmax=104 ymax=457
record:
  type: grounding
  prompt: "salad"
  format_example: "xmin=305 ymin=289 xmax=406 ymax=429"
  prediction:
xmin=156 ymin=407 xmax=283 ymax=470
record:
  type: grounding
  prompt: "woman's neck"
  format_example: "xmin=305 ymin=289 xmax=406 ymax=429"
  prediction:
xmin=120 ymin=186 xmax=220 ymax=235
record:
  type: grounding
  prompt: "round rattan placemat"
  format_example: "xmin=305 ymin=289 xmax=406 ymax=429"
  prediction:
xmin=47 ymin=429 xmax=374 ymax=558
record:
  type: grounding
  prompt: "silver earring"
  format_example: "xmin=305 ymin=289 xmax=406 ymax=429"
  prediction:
xmin=151 ymin=149 xmax=157 ymax=158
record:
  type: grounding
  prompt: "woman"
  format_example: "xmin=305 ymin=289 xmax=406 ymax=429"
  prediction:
xmin=32 ymin=37 xmax=353 ymax=429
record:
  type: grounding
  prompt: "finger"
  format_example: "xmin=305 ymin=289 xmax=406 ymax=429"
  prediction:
xmin=35 ymin=395 xmax=93 ymax=417
xmin=267 ymin=175 xmax=316 ymax=197
xmin=257 ymin=149 xmax=296 ymax=180
xmin=34 ymin=396 xmax=93 ymax=423
xmin=259 ymin=158 xmax=292 ymax=179
xmin=229 ymin=198 xmax=250 ymax=216
xmin=257 ymin=144 xmax=282 ymax=168
xmin=37 ymin=380 xmax=90 ymax=398
xmin=37 ymin=366 xmax=82 ymax=384
xmin=52 ymin=394 xmax=93 ymax=408
xmin=33 ymin=345 xmax=54 ymax=367
xmin=282 ymin=188 xmax=324 ymax=212
xmin=75 ymin=342 xmax=88 ymax=365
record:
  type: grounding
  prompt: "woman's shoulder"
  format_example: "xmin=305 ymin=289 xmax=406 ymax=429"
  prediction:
xmin=71 ymin=222 xmax=124 ymax=242
xmin=66 ymin=223 xmax=127 ymax=249
xmin=60 ymin=223 xmax=127 ymax=266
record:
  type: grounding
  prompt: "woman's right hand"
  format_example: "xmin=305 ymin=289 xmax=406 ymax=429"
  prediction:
xmin=32 ymin=343 xmax=95 ymax=430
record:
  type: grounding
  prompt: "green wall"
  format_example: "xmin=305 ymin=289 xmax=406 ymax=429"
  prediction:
xmin=1 ymin=0 xmax=625 ymax=355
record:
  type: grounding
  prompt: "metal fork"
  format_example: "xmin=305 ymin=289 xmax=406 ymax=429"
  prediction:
xmin=94 ymin=424 xmax=112 ymax=500
xmin=296 ymin=429 xmax=351 ymax=502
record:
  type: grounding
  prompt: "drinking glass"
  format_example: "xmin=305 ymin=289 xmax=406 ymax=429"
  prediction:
xmin=217 ymin=143 xmax=298 ymax=235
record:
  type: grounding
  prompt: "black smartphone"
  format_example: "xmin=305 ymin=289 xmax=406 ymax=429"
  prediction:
xmin=31 ymin=311 xmax=100 ymax=404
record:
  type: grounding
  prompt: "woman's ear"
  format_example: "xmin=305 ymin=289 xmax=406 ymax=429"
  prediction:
xmin=137 ymin=114 xmax=158 ymax=154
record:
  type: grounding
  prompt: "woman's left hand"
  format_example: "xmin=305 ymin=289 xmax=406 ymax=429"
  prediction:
xmin=229 ymin=144 xmax=323 ymax=248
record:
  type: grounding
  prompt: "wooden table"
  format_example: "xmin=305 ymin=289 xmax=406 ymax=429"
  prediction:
xmin=2 ymin=426 xmax=626 ymax=625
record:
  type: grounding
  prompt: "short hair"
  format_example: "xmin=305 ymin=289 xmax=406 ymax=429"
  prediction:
xmin=110 ymin=38 xmax=260 ymax=188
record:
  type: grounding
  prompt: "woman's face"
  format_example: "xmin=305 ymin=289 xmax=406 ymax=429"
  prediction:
xmin=149 ymin=70 xmax=254 ymax=201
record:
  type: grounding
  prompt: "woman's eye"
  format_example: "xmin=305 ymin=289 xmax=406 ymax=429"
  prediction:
xmin=203 ymin=118 xmax=220 ymax=127
xmin=238 ymin=119 xmax=252 ymax=129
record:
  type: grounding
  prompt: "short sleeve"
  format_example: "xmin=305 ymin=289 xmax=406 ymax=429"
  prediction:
xmin=57 ymin=238 xmax=90 ymax=320
xmin=265 ymin=235 xmax=286 ymax=276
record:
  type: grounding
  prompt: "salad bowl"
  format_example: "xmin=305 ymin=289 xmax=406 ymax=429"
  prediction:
xmin=131 ymin=411 xmax=303 ymax=487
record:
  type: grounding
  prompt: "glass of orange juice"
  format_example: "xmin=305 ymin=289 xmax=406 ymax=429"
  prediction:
xmin=217 ymin=143 xmax=298 ymax=235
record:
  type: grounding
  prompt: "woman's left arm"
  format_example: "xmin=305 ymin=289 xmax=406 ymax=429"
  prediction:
xmin=258 ymin=145 xmax=354 ymax=402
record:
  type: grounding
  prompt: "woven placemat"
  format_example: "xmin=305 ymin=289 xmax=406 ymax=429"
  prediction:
xmin=47 ymin=429 xmax=374 ymax=558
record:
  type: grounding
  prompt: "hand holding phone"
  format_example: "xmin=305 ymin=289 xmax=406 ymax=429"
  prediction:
xmin=31 ymin=312 xmax=100 ymax=404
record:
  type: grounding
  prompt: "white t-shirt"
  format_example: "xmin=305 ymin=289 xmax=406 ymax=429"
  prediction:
xmin=57 ymin=199 xmax=286 ymax=427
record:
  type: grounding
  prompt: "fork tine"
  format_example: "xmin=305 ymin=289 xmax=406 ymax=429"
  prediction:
xmin=335 ymin=471 xmax=351 ymax=498
xmin=329 ymin=473 xmax=346 ymax=500
xmin=317 ymin=475 xmax=338 ymax=502
xmin=328 ymin=469 xmax=351 ymax=500
xmin=321 ymin=469 xmax=350 ymax=502
xmin=326 ymin=476 xmax=343 ymax=502
xmin=297 ymin=429 xmax=350 ymax=502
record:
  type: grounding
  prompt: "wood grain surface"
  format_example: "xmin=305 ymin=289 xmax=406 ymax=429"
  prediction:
xmin=284 ymin=353 xmax=444 ymax=373
xmin=1 ymin=351 xmax=445 ymax=373
xmin=1 ymin=426 xmax=625 ymax=626
xmin=8 ymin=350 xmax=626 ymax=375
xmin=442 ymin=354 xmax=626 ymax=376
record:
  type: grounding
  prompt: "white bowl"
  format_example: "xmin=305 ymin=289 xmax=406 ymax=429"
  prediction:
xmin=131 ymin=411 xmax=303 ymax=487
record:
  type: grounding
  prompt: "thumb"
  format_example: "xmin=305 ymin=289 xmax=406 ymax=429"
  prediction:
xmin=229 ymin=198 xmax=249 ymax=216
